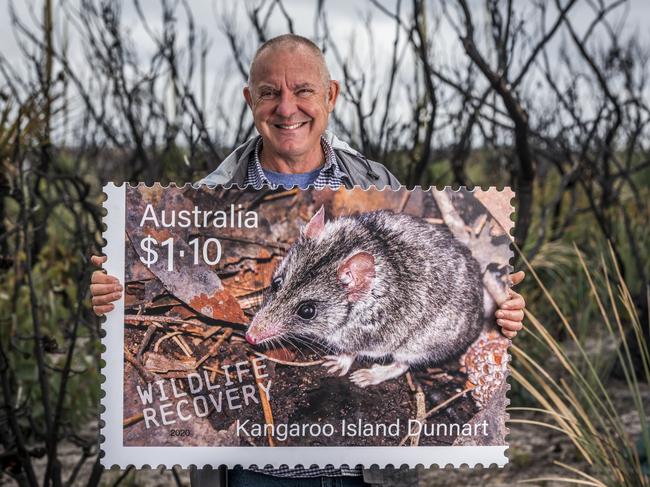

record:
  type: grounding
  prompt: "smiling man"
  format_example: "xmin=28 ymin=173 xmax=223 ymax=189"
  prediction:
xmin=91 ymin=34 xmax=526 ymax=487
xmin=198 ymin=34 xmax=399 ymax=190
xmin=244 ymin=39 xmax=334 ymax=173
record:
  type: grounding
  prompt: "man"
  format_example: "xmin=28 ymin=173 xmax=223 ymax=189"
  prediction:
xmin=91 ymin=34 xmax=526 ymax=486
xmin=197 ymin=35 xmax=398 ymax=190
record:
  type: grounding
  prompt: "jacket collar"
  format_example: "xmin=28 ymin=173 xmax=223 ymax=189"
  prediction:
xmin=198 ymin=130 xmax=364 ymax=187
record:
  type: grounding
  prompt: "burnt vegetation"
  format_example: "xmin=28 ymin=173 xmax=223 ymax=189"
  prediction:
xmin=0 ymin=0 xmax=649 ymax=485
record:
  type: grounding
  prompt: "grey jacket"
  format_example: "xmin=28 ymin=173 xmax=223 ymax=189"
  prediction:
xmin=191 ymin=132 xmax=399 ymax=487
xmin=198 ymin=130 xmax=400 ymax=190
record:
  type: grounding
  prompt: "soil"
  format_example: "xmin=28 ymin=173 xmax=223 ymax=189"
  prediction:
xmin=122 ymin=323 xmax=480 ymax=448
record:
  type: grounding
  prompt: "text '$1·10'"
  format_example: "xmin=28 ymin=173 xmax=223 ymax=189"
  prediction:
xmin=139 ymin=235 xmax=222 ymax=271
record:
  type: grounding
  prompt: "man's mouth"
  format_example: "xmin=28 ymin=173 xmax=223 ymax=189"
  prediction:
xmin=273 ymin=121 xmax=309 ymax=130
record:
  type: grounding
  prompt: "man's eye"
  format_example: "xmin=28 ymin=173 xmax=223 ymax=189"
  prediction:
xmin=259 ymin=91 xmax=276 ymax=100
xmin=296 ymin=88 xmax=314 ymax=97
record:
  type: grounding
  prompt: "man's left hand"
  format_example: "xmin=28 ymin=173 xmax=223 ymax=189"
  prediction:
xmin=495 ymin=270 xmax=526 ymax=339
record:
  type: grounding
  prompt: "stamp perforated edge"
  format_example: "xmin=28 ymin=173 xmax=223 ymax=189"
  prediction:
xmin=100 ymin=183 xmax=126 ymax=468
xmin=98 ymin=183 xmax=514 ymax=470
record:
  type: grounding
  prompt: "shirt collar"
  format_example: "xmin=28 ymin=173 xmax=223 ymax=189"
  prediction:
xmin=251 ymin=135 xmax=344 ymax=183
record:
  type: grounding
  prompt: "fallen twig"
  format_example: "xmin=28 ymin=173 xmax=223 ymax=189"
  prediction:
xmin=137 ymin=324 xmax=158 ymax=360
xmin=397 ymin=191 xmax=411 ymax=212
xmin=123 ymin=412 xmax=144 ymax=428
xmin=421 ymin=386 xmax=474 ymax=422
xmin=217 ymin=235 xmax=288 ymax=251
xmin=173 ymin=335 xmax=193 ymax=357
xmin=405 ymin=372 xmax=416 ymax=392
xmin=250 ymin=355 xmax=275 ymax=447
xmin=424 ymin=217 xmax=444 ymax=224
xmin=125 ymin=315 xmax=212 ymax=336
xmin=153 ymin=331 xmax=184 ymax=353
xmin=143 ymin=354 xmax=197 ymax=374
xmin=430 ymin=190 xmax=470 ymax=245
xmin=202 ymin=365 xmax=232 ymax=379
xmin=253 ymin=351 xmax=323 ymax=367
xmin=196 ymin=329 xmax=233 ymax=367
xmin=201 ymin=326 xmax=222 ymax=341
xmin=124 ymin=348 xmax=155 ymax=382
xmin=399 ymin=386 xmax=473 ymax=446
xmin=125 ymin=315 xmax=197 ymax=324
xmin=410 ymin=386 xmax=426 ymax=447
xmin=473 ymin=213 xmax=488 ymax=236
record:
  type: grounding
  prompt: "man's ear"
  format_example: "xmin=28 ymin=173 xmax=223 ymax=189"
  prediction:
xmin=326 ymin=80 xmax=340 ymax=112
xmin=304 ymin=206 xmax=325 ymax=239
xmin=243 ymin=86 xmax=253 ymax=109
xmin=337 ymin=251 xmax=376 ymax=302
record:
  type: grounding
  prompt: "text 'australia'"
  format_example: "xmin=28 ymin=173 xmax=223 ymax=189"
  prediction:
xmin=139 ymin=203 xmax=259 ymax=229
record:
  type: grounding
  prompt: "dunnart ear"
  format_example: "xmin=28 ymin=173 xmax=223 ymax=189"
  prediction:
xmin=337 ymin=251 xmax=376 ymax=301
xmin=304 ymin=205 xmax=325 ymax=239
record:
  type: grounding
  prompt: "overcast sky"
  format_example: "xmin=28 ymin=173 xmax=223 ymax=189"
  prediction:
xmin=1 ymin=0 xmax=649 ymax=146
xmin=3 ymin=0 xmax=649 ymax=78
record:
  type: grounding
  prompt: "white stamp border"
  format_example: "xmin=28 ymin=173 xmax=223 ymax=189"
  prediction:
xmin=100 ymin=183 xmax=511 ymax=469
xmin=101 ymin=182 xmax=126 ymax=467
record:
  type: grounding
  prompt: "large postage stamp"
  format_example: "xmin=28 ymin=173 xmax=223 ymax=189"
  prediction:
xmin=100 ymin=184 xmax=514 ymax=469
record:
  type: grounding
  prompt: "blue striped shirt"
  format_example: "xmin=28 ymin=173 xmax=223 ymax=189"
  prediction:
xmin=243 ymin=135 xmax=346 ymax=189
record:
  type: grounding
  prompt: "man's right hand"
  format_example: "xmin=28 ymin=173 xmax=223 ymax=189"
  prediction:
xmin=90 ymin=255 xmax=123 ymax=316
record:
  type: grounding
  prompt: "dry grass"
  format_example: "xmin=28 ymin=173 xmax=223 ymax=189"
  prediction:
xmin=510 ymin=243 xmax=649 ymax=486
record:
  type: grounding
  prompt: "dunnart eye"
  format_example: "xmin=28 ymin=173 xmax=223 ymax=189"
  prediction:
xmin=271 ymin=276 xmax=283 ymax=291
xmin=297 ymin=302 xmax=316 ymax=320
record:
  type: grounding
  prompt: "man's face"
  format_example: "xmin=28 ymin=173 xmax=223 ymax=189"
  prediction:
xmin=244 ymin=45 xmax=340 ymax=162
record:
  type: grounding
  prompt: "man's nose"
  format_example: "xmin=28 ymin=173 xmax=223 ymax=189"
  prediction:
xmin=275 ymin=90 xmax=298 ymax=118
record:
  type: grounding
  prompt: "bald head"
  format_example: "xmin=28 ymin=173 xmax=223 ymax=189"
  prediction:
xmin=242 ymin=34 xmax=340 ymax=170
xmin=247 ymin=34 xmax=331 ymax=88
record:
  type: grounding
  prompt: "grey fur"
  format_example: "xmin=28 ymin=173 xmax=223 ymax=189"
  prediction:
xmin=249 ymin=210 xmax=484 ymax=381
